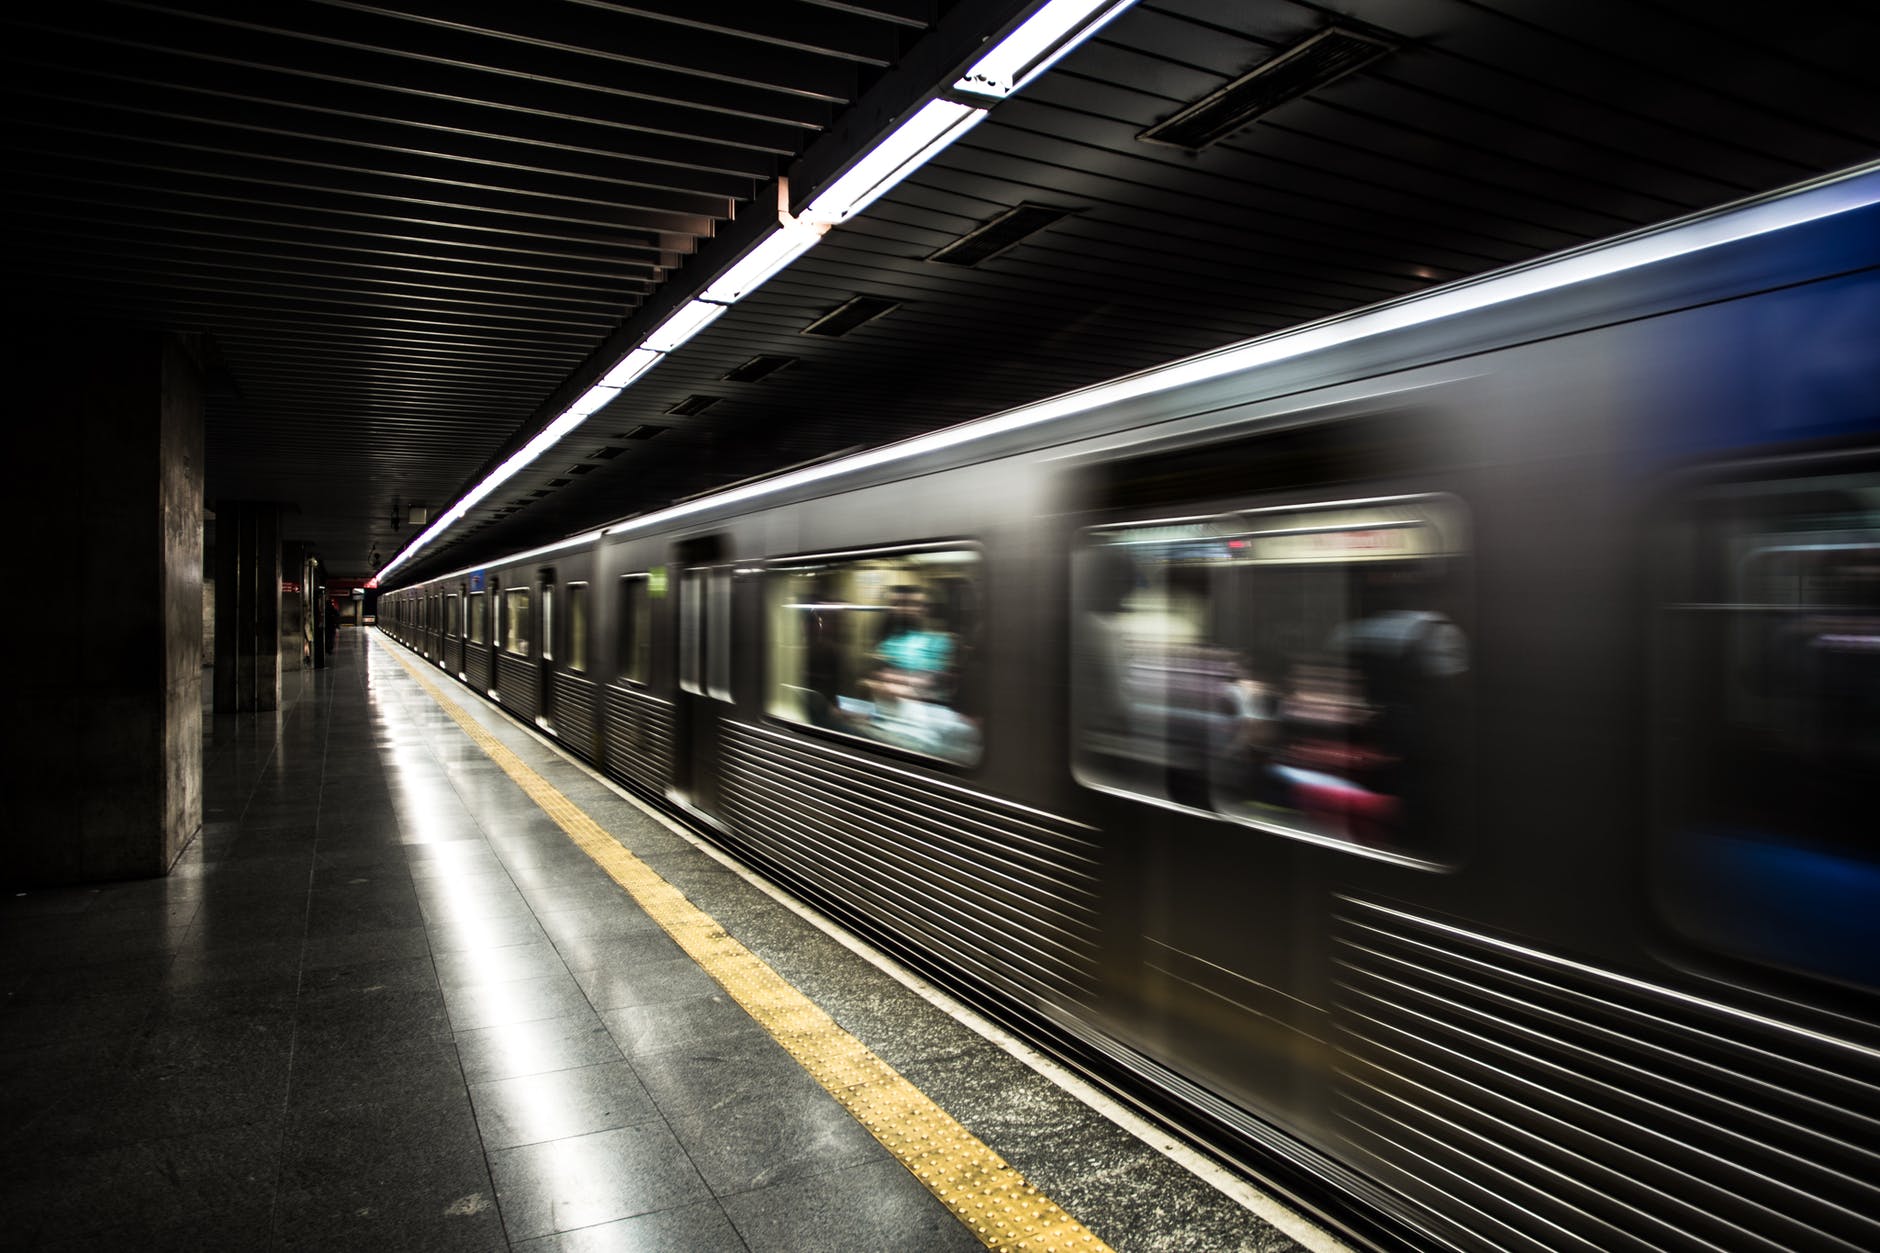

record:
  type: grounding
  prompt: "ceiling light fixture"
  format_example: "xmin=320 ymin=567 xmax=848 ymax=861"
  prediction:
xmin=642 ymin=299 xmax=728 ymax=354
xmin=953 ymin=0 xmax=1138 ymax=100
xmin=380 ymin=0 xmax=1143 ymax=582
xmin=801 ymin=99 xmax=987 ymax=227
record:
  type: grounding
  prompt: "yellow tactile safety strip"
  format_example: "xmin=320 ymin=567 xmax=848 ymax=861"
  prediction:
xmin=377 ymin=638 xmax=1113 ymax=1253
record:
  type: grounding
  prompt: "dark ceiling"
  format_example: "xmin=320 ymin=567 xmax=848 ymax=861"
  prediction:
xmin=5 ymin=0 xmax=1877 ymax=583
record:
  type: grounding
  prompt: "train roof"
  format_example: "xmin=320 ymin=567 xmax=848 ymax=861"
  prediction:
xmin=404 ymin=159 xmax=1880 ymax=588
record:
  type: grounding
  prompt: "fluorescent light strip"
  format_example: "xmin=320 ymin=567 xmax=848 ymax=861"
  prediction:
xmin=702 ymin=224 xmax=826 ymax=304
xmin=563 ymin=383 xmax=621 ymax=420
xmin=601 ymin=348 xmax=662 ymax=389
xmin=384 ymin=9 xmax=1137 ymax=583
xmin=955 ymin=0 xmax=1138 ymax=100
xmin=644 ymin=299 xmax=728 ymax=353
xmin=803 ymin=100 xmax=987 ymax=225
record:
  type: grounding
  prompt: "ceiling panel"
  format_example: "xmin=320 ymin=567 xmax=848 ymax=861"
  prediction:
xmin=3 ymin=0 xmax=1875 ymax=578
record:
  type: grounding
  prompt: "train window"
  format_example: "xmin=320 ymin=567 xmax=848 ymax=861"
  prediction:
xmin=503 ymin=588 xmax=531 ymax=656
xmin=618 ymin=575 xmax=651 ymax=685
xmin=469 ymin=592 xmax=487 ymax=645
xmin=1072 ymin=496 xmax=1470 ymax=860
xmin=708 ymin=568 xmax=732 ymax=702
xmin=680 ymin=567 xmax=705 ymax=695
xmin=446 ymin=593 xmax=460 ymax=639
xmin=766 ymin=546 xmax=983 ymax=766
xmin=1659 ymin=468 xmax=1880 ymax=990
xmin=567 ymin=582 xmax=588 ymax=673
xmin=541 ymin=584 xmax=556 ymax=663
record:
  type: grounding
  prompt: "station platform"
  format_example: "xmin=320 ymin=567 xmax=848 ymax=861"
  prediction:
xmin=1 ymin=628 xmax=1337 ymax=1252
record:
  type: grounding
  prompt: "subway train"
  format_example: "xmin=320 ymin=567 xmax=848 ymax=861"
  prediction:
xmin=381 ymin=162 xmax=1880 ymax=1252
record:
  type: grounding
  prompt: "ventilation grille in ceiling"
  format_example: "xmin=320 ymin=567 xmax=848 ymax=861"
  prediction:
xmin=802 ymin=296 xmax=900 ymax=338
xmin=667 ymin=395 xmax=721 ymax=416
xmin=723 ymin=354 xmax=799 ymax=383
xmin=613 ymin=424 xmax=668 ymax=440
xmin=1140 ymin=26 xmax=1397 ymax=150
xmin=589 ymin=446 xmax=625 ymax=460
xmin=929 ymin=204 xmax=1071 ymax=267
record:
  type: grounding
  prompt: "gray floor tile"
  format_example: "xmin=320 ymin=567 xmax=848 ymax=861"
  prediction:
xmin=2 ymin=1121 xmax=284 ymax=1247
xmin=720 ymin=1158 xmax=981 ymax=1253
xmin=629 ymin=1030 xmax=825 ymax=1118
xmin=301 ymin=925 xmax=433 ymax=970
xmin=536 ymin=904 xmax=662 ymax=946
xmin=432 ymin=940 xmax=569 ymax=989
xmin=512 ymin=1201 xmax=749 ymax=1253
xmin=277 ymin=1091 xmax=490 ymax=1226
xmin=427 ymin=911 xmax=551 ymax=954
xmin=550 ymin=930 xmax=688 ymax=975
xmin=600 ymin=993 xmax=764 ymax=1058
xmin=443 ymin=969 xmax=595 ymax=1031
xmin=468 ymin=1059 xmax=660 ymax=1149
xmin=571 ymin=953 xmax=719 ymax=1011
xmin=288 ymin=1036 xmax=467 ymax=1112
xmin=418 ymin=885 xmax=539 ymax=926
xmin=666 ymin=1088 xmax=887 ymax=1196
xmin=489 ymin=1122 xmax=714 ymax=1241
xmin=274 ymin=1206 xmax=511 ymax=1252
xmin=454 ymin=1010 xmax=624 ymax=1083
xmin=297 ymin=954 xmax=441 ymax=1002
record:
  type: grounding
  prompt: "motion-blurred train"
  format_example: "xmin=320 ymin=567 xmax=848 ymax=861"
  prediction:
xmin=382 ymin=162 xmax=1880 ymax=1252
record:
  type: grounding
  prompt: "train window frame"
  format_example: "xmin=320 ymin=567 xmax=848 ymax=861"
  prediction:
xmin=503 ymin=586 xmax=532 ymax=657
xmin=707 ymin=566 xmax=733 ymax=703
xmin=469 ymin=591 xmax=488 ymax=645
xmin=680 ymin=566 xmax=706 ymax=695
xmin=1652 ymin=450 xmax=1880 ymax=994
xmin=446 ymin=592 xmax=461 ymax=640
xmin=541 ymin=582 xmax=556 ymax=664
xmin=762 ymin=539 xmax=987 ymax=772
xmin=566 ymin=581 xmax=589 ymax=673
xmin=1071 ymin=491 xmax=1472 ymax=869
xmin=617 ymin=573 xmax=652 ymax=686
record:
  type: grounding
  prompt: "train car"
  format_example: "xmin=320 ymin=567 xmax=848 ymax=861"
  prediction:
xmin=381 ymin=163 xmax=1880 ymax=1252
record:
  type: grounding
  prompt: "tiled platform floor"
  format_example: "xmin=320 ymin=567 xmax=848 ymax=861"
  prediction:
xmin=0 ymin=628 xmax=1305 ymax=1252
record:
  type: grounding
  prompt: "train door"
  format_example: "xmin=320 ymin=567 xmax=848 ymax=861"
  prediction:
xmin=672 ymin=536 xmax=731 ymax=819
xmin=445 ymin=586 xmax=464 ymax=676
xmin=537 ymin=568 xmax=557 ymax=731
xmin=1069 ymin=415 xmax=1477 ymax=1145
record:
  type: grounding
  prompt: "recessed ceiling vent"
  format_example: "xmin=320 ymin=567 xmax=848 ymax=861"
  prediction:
xmin=1139 ymin=25 xmax=1396 ymax=151
xmin=567 ymin=463 xmax=596 ymax=476
xmin=723 ymin=354 xmax=798 ymax=383
xmin=612 ymin=424 xmax=668 ymax=441
xmin=666 ymin=395 xmax=721 ymax=416
xmin=801 ymin=296 xmax=900 ymax=338
xmin=929 ymin=203 xmax=1071 ymax=267
xmin=587 ymin=445 xmax=624 ymax=459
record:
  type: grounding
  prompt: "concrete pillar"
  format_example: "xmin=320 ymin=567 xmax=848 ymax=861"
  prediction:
xmin=212 ymin=501 xmax=283 ymax=712
xmin=9 ymin=326 xmax=205 ymax=883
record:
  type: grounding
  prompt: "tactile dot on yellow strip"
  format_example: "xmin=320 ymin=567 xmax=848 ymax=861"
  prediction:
xmin=376 ymin=638 xmax=1113 ymax=1253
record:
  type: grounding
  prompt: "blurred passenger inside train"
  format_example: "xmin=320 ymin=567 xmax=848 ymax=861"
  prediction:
xmin=859 ymin=582 xmax=978 ymax=762
xmin=769 ymin=552 xmax=983 ymax=766
xmin=1073 ymin=497 xmax=1470 ymax=859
